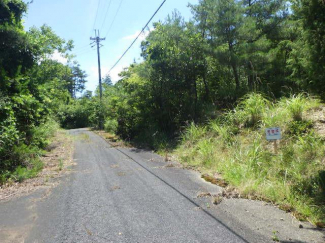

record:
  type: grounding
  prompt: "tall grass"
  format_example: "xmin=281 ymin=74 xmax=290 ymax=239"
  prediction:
xmin=236 ymin=93 xmax=270 ymax=127
xmin=175 ymin=93 xmax=325 ymax=225
xmin=278 ymin=94 xmax=320 ymax=121
xmin=181 ymin=122 xmax=207 ymax=145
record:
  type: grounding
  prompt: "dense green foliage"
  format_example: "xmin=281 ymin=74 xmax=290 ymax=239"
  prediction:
xmin=85 ymin=0 xmax=325 ymax=143
xmin=176 ymin=94 xmax=324 ymax=225
xmin=81 ymin=1 xmax=324 ymax=224
xmin=1 ymin=0 xmax=324 ymax=223
xmin=0 ymin=0 xmax=87 ymax=183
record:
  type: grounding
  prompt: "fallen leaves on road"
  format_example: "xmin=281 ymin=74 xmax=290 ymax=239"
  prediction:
xmin=201 ymin=174 xmax=228 ymax=187
xmin=110 ymin=186 xmax=121 ymax=191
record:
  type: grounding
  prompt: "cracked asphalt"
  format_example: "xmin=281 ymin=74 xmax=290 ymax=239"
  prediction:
xmin=0 ymin=129 xmax=283 ymax=242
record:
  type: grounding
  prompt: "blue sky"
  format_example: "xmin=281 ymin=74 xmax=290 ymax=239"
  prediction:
xmin=23 ymin=0 xmax=199 ymax=92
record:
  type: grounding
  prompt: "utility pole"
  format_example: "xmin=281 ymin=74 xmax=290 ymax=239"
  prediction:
xmin=90 ymin=30 xmax=105 ymax=129
xmin=90 ymin=30 xmax=105 ymax=99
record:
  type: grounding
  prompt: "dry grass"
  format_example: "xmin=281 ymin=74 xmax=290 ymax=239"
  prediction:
xmin=94 ymin=130 xmax=129 ymax=148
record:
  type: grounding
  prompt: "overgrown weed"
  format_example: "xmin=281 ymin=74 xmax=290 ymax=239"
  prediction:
xmin=0 ymin=119 xmax=58 ymax=184
xmin=175 ymin=93 xmax=325 ymax=225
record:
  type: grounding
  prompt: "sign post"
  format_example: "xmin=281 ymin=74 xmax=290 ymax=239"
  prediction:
xmin=265 ymin=127 xmax=281 ymax=154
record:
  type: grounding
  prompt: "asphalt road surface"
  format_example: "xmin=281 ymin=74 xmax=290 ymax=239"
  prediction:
xmin=0 ymin=129 xmax=270 ymax=242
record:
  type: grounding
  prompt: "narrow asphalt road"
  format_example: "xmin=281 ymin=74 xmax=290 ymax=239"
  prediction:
xmin=0 ymin=129 xmax=269 ymax=242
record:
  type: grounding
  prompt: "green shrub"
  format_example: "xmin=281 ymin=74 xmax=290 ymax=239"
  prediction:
xmin=287 ymin=120 xmax=313 ymax=136
xmin=31 ymin=119 xmax=59 ymax=148
xmin=279 ymin=94 xmax=319 ymax=122
xmin=281 ymin=94 xmax=307 ymax=121
xmin=209 ymin=120 xmax=237 ymax=146
xmin=57 ymin=99 xmax=94 ymax=129
xmin=174 ymin=93 xmax=325 ymax=224
xmin=236 ymin=93 xmax=270 ymax=127
xmin=0 ymin=119 xmax=57 ymax=184
xmin=0 ymin=98 xmax=20 ymax=160
xmin=181 ymin=122 xmax=206 ymax=143
xmin=11 ymin=159 xmax=43 ymax=183
xmin=104 ymin=118 xmax=118 ymax=133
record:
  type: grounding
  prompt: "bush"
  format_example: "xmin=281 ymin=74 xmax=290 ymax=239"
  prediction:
xmin=104 ymin=118 xmax=118 ymax=133
xmin=57 ymin=101 xmax=93 ymax=129
xmin=181 ymin=122 xmax=206 ymax=143
xmin=175 ymin=93 xmax=325 ymax=225
xmin=11 ymin=159 xmax=43 ymax=183
xmin=209 ymin=120 xmax=237 ymax=146
xmin=0 ymin=108 xmax=20 ymax=161
xmin=279 ymin=94 xmax=320 ymax=121
xmin=287 ymin=120 xmax=313 ymax=136
xmin=31 ymin=119 xmax=59 ymax=148
xmin=0 ymin=119 xmax=58 ymax=184
xmin=237 ymin=93 xmax=270 ymax=127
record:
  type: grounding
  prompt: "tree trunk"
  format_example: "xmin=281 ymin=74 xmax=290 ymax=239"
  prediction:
xmin=231 ymin=61 xmax=240 ymax=92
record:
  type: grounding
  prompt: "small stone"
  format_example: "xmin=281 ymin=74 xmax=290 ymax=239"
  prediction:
xmin=280 ymin=218 xmax=284 ymax=221
xmin=299 ymin=224 xmax=303 ymax=228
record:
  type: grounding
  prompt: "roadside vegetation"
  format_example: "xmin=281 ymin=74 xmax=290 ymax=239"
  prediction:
xmin=175 ymin=93 xmax=325 ymax=226
xmin=1 ymin=0 xmax=325 ymax=226
xmin=0 ymin=1 xmax=86 ymax=184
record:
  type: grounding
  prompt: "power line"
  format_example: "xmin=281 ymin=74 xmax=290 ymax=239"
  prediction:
xmin=72 ymin=44 xmax=91 ymax=52
xmin=73 ymin=48 xmax=95 ymax=56
xmin=92 ymin=0 xmax=101 ymax=31
xmin=100 ymin=0 xmax=112 ymax=30
xmin=72 ymin=43 xmax=95 ymax=55
xmin=104 ymin=0 xmax=124 ymax=38
xmin=107 ymin=0 xmax=167 ymax=74
xmin=74 ymin=50 xmax=94 ymax=57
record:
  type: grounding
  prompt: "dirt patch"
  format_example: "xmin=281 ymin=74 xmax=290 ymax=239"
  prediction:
xmin=110 ymin=185 xmax=121 ymax=191
xmin=110 ymin=164 xmax=120 ymax=169
xmin=0 ymin=225 xmax=33 ymax=243
xmin=307 ymin=106 xmax=325 ymax=137
xmin=201 ymin=174 xmax=228 ymax=187
xmin=0 ymin=130 xmax=74 ymax=202
xmin=197 ymin=192 xmax=213 ymax=198
xmin=94 ymin=130 xmax=130 ymax=148
xmin=117 ymin=172 xmax=126 ymax=176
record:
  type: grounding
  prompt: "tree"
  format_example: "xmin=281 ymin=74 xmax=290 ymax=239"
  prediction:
xmin=191 ymin=0 xmax=243 ymax=93
xmin=103 ymin=75 xmax=113 ymax=86
xmin=0 ymin=0 xmax=33 ymax=86
xmin=290 ymin=0 xmax=325 ymax=96
xmin=68 ymin=62 xmax=87 ymax=98
xmin=0 ymin=0 xmax=88 ymax=180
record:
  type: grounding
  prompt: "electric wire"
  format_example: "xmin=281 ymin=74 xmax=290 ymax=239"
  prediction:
xmin=104 ymin=0 xmax=124 ymax=38
xmin=107 ymin=0 xmax=167 ymax=73
xmin=72 ymin=44 xmax=92 ymax=52
xmin=92 ymin=0 xmax=101 ymax=31
xmin=75 ymin=49 xmax=95 ymax=57
xmin=100 ymin=0 xmax=113 ymax=30
xmin=72 ymin=45 xmax=95 ymax=56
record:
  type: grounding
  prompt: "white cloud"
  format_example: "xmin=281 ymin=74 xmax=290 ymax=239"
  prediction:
xmin=89 ymin=66 xmax=109 ymax=84
xmin=86 ymin=65 xmax=123 ymax=92
xmin=50 ymin=50 xmax=67 ymax=64
xmin=110 ymin=64 xmax=126 ymax=84
xmin=122 ymin=30 xmax=150 ymax=42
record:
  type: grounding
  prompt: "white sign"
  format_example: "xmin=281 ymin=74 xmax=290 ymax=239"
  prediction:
xmin=265 ymin=127 xmax=281 ymax=140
